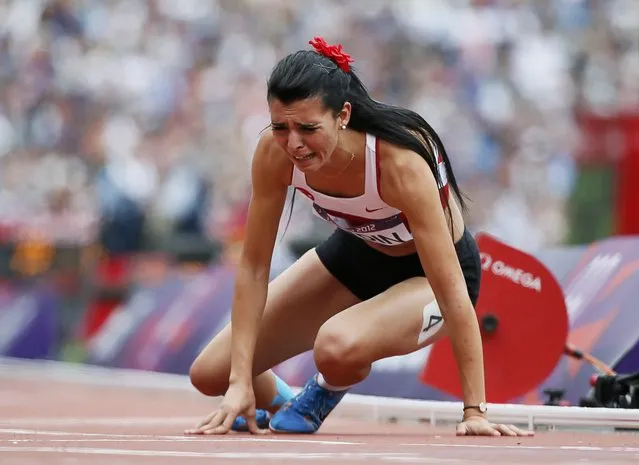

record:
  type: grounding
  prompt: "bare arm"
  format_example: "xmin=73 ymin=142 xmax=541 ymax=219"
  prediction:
xmin=228 ymin=135 xmax=290 ymax=387
xmin=379 ymin=143 xmax=486 ymax=419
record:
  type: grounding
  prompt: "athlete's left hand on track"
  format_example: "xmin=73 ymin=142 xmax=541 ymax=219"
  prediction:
xmin=456 ymin=415 xmax=534 ymax=437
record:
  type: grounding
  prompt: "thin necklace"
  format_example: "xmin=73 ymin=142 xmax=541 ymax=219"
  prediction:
xmin=320 ymin=151 xmax=355 ymax=179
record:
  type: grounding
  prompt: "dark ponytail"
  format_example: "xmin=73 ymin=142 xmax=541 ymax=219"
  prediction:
xmin=345 ymin=71 xmax=467 ymax=213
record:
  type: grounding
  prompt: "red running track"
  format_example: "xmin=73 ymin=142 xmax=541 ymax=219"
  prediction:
xmin=1 ymin=376 xmax=638 ymax=464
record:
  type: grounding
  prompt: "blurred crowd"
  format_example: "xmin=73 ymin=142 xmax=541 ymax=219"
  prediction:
xmin=0 ymin=0 xmax=638 ymax=255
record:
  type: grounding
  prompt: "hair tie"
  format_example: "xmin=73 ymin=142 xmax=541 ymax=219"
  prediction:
xmin=309 ymin=36 xmax=354 ymax=73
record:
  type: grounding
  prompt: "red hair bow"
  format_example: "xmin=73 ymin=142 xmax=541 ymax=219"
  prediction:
xmin=309 ymin=36 xmax=354 ymax=73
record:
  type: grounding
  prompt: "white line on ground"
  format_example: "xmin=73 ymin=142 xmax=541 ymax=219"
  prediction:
xmin=2 ymin=439 xmax=361 ymax=444
xmin=401 ymin=443 xmax=639 ymax=453
xmin=1 ymin=430 xmax=637 ymax=454
xmin=0 ymin=447 xmax=454 ymax=462
xmin=0 ymin=429 xmax=361 ymax=445
xmin=0 ymin=417 xmax=201 ymax=426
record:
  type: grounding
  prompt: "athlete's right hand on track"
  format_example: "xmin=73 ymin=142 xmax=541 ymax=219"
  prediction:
xmin=184 ymin=382 xmax=267 ymax=435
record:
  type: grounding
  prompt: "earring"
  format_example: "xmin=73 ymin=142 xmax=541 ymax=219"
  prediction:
xmin=340 ymin=124 xmax=347 ymax=130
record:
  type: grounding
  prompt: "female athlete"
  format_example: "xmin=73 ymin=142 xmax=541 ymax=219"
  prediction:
xmin=185 ymin=37 xmax=533 ymax=438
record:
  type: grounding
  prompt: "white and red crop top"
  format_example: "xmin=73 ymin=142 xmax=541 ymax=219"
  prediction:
xmin=291 ymin=133 xmax=449 ymax=247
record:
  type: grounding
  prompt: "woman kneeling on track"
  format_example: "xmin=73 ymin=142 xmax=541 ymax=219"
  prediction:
xmin=185 ymin=36 xmax=533 ymax=438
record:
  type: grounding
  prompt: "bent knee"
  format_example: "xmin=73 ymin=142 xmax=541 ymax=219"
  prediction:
xmin=313 ymin=324 xmax=364 ymax=371
xmin=189 ymin=357 xmax=229 ymax=397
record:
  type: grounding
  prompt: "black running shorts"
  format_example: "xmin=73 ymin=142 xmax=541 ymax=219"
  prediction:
xmin=315 ymin=227 xmax=482 ymax=304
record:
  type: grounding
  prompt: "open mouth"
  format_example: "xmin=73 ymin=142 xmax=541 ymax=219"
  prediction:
xmin=293 ymin=153 xmax=315 ymax=161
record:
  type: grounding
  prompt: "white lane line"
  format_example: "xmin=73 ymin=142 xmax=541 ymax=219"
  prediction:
xmin=3 ymin=429 xmax=636 ymax=453
xmin=0 ymin=429 xmax=361 ymax=445
xmin=402 ymin=443 xmax=639 ymax=453
xmin=0 ymin=447 xmax=455 ymax=462
xmin=1 ymin=439 xmax=357 ymax=444
xmin=0 ymin=417 xmax=201 ymax=426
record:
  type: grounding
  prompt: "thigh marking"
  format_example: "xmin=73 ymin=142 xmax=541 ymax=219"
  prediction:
xmin=418 ymin=300 xmax=443 ymax=344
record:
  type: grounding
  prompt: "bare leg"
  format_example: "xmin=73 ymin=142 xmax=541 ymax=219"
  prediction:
xmin=189 ymin=249 xmax=360 ymax=411
xmin=313 ymin=276 xmax=449 ymax=386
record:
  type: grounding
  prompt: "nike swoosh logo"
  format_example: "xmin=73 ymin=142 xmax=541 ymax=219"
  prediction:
xmin=365 ymin=206 xmax=385 ymax=212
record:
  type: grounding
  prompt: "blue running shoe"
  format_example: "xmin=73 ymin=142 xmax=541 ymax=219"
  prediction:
xmin=231 ymin=409 xmax=271 ymax=432
xmin=269 ymin=375 xmax=348 ymax=434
